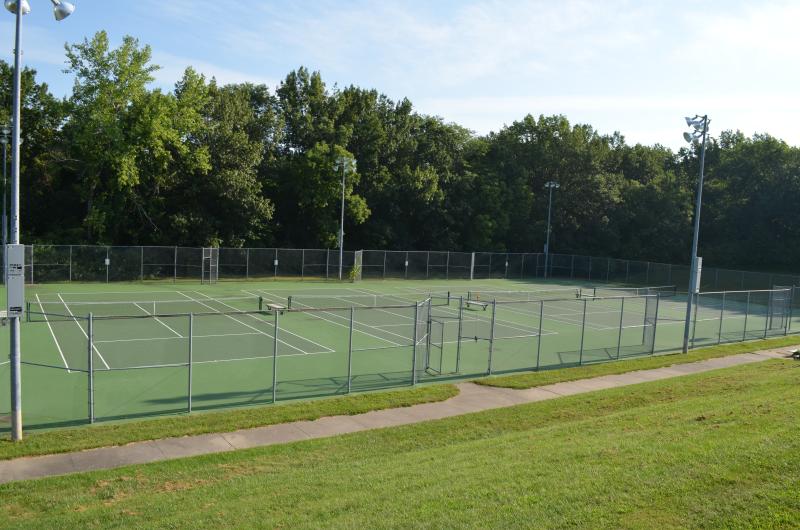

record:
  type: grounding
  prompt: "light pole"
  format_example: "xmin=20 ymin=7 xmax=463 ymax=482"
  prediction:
xmin=681 ymin=115 xmax=710 ymax=353
xmin=1 ymin=125 xmax=9 ymax=284
xmin=6 ymin=0 xmax=76 ymax=442
xmin=333 ymin=156 xmax=356 ymax=281
xmin=543 ymin=181 xmax=559 ymax=279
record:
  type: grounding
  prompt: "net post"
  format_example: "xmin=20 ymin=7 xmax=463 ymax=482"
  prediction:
xmin=69 ymin=245 xmax=73 ymax=282
xmin=347 ymin=307 xmax=354 ymax=393
xmin=272 ymin=309 xmax=279 ymax=403
xmin=455 ymin=297 xmax=463 ymax=373
xmin=717 ymin=292 xmax=725 ymax=344
xmin=536 ymin=301 xmax=544 ymax=370
xmin=258 ymin=296 xmax=264 ymax=311
xmin=174 ymin=246 xmax=178 ymax=282
xmin=287 ymin=295 xmax=293 ymax=310
xmin=88 ymin=313 xmax=95 ymax=424
xmin=188 ymin=313 xmax=193 ymax=413
xmin=616 ymin=298 xmax=624 ymax=360
xmin=411 ymin=303 xmax=418 ymax=385
xmin=578 ymin=298 xmax=587 ymax=364
xmin=487 ymin=300 xmax=496 ymax=375
xmin=140 ymin=246 xmax=144 ymax=281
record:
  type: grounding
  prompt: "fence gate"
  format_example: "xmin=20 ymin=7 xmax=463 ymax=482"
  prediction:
xmin=201 ymin=247 xmax=219 ymax=284
xmin=769 ymin=287 xmax=792 ymax=333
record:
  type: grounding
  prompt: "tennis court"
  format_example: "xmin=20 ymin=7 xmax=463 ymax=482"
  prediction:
xmin=1 ymin=278 xmax=796 ymax=431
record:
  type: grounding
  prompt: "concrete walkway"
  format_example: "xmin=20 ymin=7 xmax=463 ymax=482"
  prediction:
xmin=0 ymin=348 xmax=790 ymax=484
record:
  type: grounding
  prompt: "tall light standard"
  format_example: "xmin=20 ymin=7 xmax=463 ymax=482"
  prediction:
xmin=1 ymin=124 xmax=9 ymax=283
xmin=333 ymin=156 xmax=356 ymax=281
xmin=543 ymin=181 xmax=560 ymax=279
xmin=681 ymin=115 xmax=710 ymax=354
xmin=6 ymin=0 xmax=76 ymax=442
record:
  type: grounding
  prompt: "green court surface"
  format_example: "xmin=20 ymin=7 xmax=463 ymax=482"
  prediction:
xmin=0 ymin=278 xmax=796 ymax=433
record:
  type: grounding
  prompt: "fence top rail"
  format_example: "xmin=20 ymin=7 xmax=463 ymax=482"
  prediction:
xmin=493 ymin=293 xmax=659 ymax=305
xmin=699 ymin=288 xmax=792 ymax=295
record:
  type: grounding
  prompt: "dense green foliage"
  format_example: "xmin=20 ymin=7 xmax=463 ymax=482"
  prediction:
xmin=4 ymin=31 xmax=800 ymax=271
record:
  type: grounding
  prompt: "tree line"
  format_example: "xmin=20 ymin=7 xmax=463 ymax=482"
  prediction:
xmin=3 ymin=31 xmax=798 ymax=273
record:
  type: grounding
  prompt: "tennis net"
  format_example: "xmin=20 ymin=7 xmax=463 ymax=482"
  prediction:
xmin=287 ymin=292 xmax=450 ymax=309
xmin=28 ymin=295 xmax=263 ymax=321
xmin=587 ymin=285 xmax=677 ymax=298
xmin=467 ymin=287 xmax=581 ymax=303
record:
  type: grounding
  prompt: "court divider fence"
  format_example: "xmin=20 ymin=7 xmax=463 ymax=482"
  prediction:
xmin=10 ymin=286 xmax=797 ymax=429
xmin=8 ymin=244 xmax=800 ymax=293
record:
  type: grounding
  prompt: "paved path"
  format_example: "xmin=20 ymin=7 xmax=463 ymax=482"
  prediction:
xmin=0 ymin=349 xmax=791 ymax=484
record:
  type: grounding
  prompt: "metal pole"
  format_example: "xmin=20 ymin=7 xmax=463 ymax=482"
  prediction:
xmin=487 ymin=300 xmax=496 ymax=375
xmin=173 ymin=246 xmax=178 ymax=282
xmin=106 ymin=247 xmax=109 ymax=283
xmin=140 ymin=246 xmax=144 ymax=281
xmin=272 ymin=310 xmax=279 ymax=402
xmin=246 ymin=248 xmax=250 ymax=280
xmin=1 ymin=139 xmax=6 ymax=284
xmin=301 ymin=249 xmax=305 ymax=280
xmin=691 ymin=294 xmax=699 ymax=348
xmin=616 ymin=298 xmax=625 ymax=360
xmin=455 ymin=297 xmax=463 ymax=373
xmin=188 ymin=313 xmax=193 ymax=413
xmin=426 ymin=252 xmax=430 ymax=279
xmin=570 ymin=255 xmax=575 ymax=279
xmin=9 ymin=3 xmax=24 ymax=441
xmin=446 ymin=251 xmax=450 ymax=280
xmin=742 ymin=292 xmax=750 ymax=341
xmin=69 ymin=245 xmax=73 ymax=282
xmin=536 ymin=301 xmax=544 ymax=370
xmin=326 ymin=248 xmax=330 ymax=280
xmin=382 ymin=251 xmax=386 ymax=279
xmin=578 ymin=299 xmax=587 ymax=364
xmin=411 ymin=304 xmax=418 ymax=385
xmin=339 ymin=166 xmax=345 ymax=281
xmin=651 ymin=296 xmax=660 ymax=355
xmin=347 ymin=307 xmax=354 ymax=393
xmin=544 ymin=184 xmax=554 ymax=279
xmin=682 ymin=116 xmax=709 ymax=353
xmin=88 ymin=313 xmax=94 ymax=424
xmin=717 ymin=292 xmax=725 ymax=345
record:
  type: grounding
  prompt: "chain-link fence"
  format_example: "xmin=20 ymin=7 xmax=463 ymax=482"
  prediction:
xmin=9 ymin=286 xmax=795 ymax=431
xmin=7 ymin=244 xmax=799 ymax=291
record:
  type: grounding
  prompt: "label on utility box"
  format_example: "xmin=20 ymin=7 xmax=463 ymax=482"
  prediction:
xmin=6 ymin=244 xmax=24 ymax=317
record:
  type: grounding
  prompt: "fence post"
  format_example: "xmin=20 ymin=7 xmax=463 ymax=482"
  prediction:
xmin=347 ymin=307 xmax=354 ymax=393
xmin=616 ymin=298 xmax=625 ymax=360
xmin=645 ymin=262 xmax=650 ymax=284
xmin=173 ymin=246 xmax=178 ymax=282
xmin=520 ymin=254 xmax=526 ymax=279
xmin=326 ymin=249 xmax=330 ymax=280
xmin=405 ymin=251 xmax=409 ymax=280
xmin=272 ymin=310 xmax=279 ymax=403
xmin=301 ymin=249 xmax=305 ymax=280
xmin=411 ymin=303 xmax=418 ymax=385
xmin=446 ymin=251 xmax=450 ymax=280
xmin=717 ymin=293 xmax=725 ymax=344
xmin=69 ymin=245 xmax=73 ymax=282
xmin=742 ymin=292 xmax=750 ymax=341
xmin=455 ymin=297 xmax=464 ymax=373
xmin=105 ymin=247 xmax=109 ymax=283
xmin=246 ymin=248 xmax=250 ymax=280
xmin=536 ymin=301 xmax=544 ymax=370
xmin=651 ymin=296 xmax=660 ymax=355
xmin=606 ymin=259 xmax=611 ymax=283
xmin=426 ymin=252 xmax=430 ymax=279
xmin=691 ymin=294 xmax=699 ymax=348
xmin=668 ymin=264 xmax=673 ymax=285
xmin=588 ymin=257 xmax=592 ymax=280
xmin=764 ymin=293 xmax=770 ymax=339
xmin=487 ymin=300 xmax=496 ymax=375
xmin=788 ymin=288 xmax=795 ymax=333
xmin=88 ymin=313 xmax=94 ymax=424
xmin=470 ymin=252 xmax=475 ymax=280
xmin=383 ymin=251 xmax=387 ymax=279
xmin=140 ymin=246 xmax=144 ymax=281
xmin=187 ymin=313 xmax=193 ymax=413
xmin=274 ymin=249 xmax=279 ymax=278
xmin=578 ymin=299 xmax=587 ymax=364
xmin=625 ymin=261 xmax=630 ymax=283
xmin=570 ymin=255 xmax=575 ymax=279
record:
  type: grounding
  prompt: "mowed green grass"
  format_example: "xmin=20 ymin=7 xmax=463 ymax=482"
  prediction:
xmin=3 ymin=360 xmax=799 ymax=529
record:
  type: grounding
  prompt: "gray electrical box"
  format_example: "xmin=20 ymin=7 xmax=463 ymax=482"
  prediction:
xmin=7 ymin=244 xmax=24 ymax=317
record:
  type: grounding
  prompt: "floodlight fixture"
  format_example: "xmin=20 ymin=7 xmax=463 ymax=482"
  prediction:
xmin=51 ymin=0 xmax=75 ymax=21
xmin=4 ymin=0 xmax=30 ymax=14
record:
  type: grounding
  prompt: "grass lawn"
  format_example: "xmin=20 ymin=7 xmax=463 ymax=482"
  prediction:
xmin=0 ymin=385 xmax=458 ymax=461
xmin=2 ymin=359 xmax=799 ymax=528
xmin=477 ymin=335 xmax=800 ymax=389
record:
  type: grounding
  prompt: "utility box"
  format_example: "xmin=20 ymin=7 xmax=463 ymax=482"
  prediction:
xmin=6 ymin=244 xmax=24 ymax=317
xmin=694 ymin=257 xmax=703 ymax=294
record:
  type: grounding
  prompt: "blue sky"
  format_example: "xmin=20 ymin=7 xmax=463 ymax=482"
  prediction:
xmin=3 ymin=0 xmax=799 ymax=149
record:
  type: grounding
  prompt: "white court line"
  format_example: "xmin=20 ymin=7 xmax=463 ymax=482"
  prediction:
xmin=134 ymin=302 xmax=184 ymax=338
xmin=0 ymin=360 xmax=8 ymax=366
xmin=57 ymin=293 xmax=110 ymax=369
xmin=192 ymin=291 xmax=334 ymax=353
xmin=94 ymin=331 xmax=262 ymax=344
xmin=256 ymin=289 xmax=405 ymax=347
xmin=35 ymin=294 xmax=71 ymax=372
xmin=175 ymin=292 xmax=313 ymax=355
xmin=51 ymin=290 xmax=181 ymax=298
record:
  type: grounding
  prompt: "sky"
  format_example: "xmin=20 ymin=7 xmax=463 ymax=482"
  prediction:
xmin=2 ymin=0 xmax=799 ymax=150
